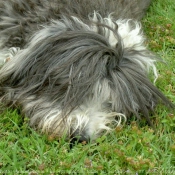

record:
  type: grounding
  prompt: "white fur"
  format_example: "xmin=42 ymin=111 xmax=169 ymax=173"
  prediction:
xmin=116 ymin=19 xmax=145 ymax=50
xmin=0 ymin=47 xmax=20 ymax=65
xmin=90 ymin=12 xmax=146 ymax=50
xmin=20 ymin=93 xmax=126 ymax=140
xmin=90 ymin=12 xmax=158 ymax=81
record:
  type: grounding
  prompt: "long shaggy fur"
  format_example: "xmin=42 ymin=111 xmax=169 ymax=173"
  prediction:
xmin=0 ymin=0 xmax=174 ymax=141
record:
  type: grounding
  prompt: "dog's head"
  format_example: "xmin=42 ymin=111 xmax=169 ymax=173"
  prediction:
xmin=0 ymin=13 xmax=173 ymax=141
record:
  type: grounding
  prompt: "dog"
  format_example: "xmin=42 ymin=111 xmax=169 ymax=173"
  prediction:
xmin=0 ymin=0 xmax=174 ymax=142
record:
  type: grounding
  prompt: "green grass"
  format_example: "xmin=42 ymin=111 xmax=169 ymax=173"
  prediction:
xmin=0 ymin=0 xmax=175 ymax=174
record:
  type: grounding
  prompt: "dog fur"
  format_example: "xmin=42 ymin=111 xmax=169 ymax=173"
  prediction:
xmin=0 ymin=0 xmax=174 ymax=142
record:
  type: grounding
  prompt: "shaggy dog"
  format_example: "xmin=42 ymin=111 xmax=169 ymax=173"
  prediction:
xmin=0 ymin=0 xmax=174 ymax=142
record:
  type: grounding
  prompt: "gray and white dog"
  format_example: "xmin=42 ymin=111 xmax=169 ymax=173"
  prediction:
xmin=0 ymin=0 xmax=173 ymax=142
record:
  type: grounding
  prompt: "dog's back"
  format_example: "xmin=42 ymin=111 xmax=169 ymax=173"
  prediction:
xmin=60 ymin=0 xmax=151 ymax=20
xmin=0 ymin=0 xmax=151 ymax=49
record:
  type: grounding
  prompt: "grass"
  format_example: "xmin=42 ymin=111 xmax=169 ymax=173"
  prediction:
xmin=0 ymin=0 xmax=175 ymax=174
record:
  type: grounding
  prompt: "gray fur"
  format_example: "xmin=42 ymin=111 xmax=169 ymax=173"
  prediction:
xmin=0 ymin=0 xmax=151 ymax=48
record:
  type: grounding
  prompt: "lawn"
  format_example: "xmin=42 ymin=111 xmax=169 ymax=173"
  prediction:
xmin=0 ymin=0 xmax=175 ymax=174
